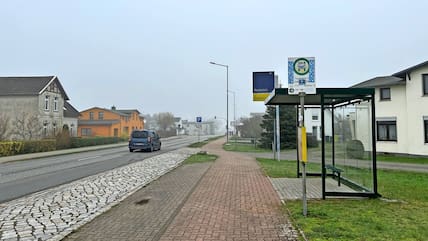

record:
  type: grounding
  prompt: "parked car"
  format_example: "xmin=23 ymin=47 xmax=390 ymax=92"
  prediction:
xmin=129 ymin=130 xmax=161 ymax=152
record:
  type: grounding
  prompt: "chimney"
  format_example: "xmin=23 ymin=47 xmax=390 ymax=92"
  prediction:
xmin=111 ymin=106 xmax=116 ymax=110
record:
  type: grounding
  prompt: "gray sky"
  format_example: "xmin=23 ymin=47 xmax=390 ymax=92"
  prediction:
xmin=1 ymin=0 xmax=427 ymax=121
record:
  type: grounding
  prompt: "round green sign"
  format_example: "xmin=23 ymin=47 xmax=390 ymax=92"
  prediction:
xmin=293 ymin=58 xmax=310 ymax=76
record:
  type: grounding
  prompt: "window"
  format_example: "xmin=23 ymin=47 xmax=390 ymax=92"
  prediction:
xmin=98 ymin=112 xmax=104 ymax=120
xmin=43 ymin=123 xmax=48 ymax=137
xmin=312 ymin=115 xmax=318 ymax=121
xmin=423 ymin=74 xmax=428 ymax=96
xmin=377 ymin=121 xmax=397 ymax=141
xmin=380 ymin=88 xmax=391 ymax=100
xmin=54 ymin=97 xmax=58 ymax=111
xmin=312 ymin=126 xmax=318 ymax=138
xmin=81 ymin=128 xmax=92 ymax=136
xmin=89 ymin=112 xmax=94 ymax=120
xmin=44 ymin=96 xmax=50 ymax=110
xmin=424 ymin=119 xmax=428 ymax=143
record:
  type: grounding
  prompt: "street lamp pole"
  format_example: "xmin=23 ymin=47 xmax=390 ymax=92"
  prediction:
xmin=209 ymin=61 xmax=229 ymax=142
xmin=228 ymin=90 xmax=236 ymax=137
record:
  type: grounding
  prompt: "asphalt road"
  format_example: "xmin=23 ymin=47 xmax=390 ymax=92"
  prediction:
xmin=0 ymin=135 xmax=211 ymax=203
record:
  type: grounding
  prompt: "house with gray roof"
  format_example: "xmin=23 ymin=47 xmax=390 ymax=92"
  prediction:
xmin=0 ymin=76 xmax=79 ymax=140
xmin=352 ymin=60 xmax=428 ymax=155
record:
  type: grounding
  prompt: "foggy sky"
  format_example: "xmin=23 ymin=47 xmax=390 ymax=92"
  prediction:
xmin=1 ymin=0 xmax=427 ymax=121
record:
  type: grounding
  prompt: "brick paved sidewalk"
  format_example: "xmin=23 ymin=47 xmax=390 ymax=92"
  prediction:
xmin=63 ymin=161 xmax=212 ymax=241
xmin=159 ymin=138 xmax=298 ymax=241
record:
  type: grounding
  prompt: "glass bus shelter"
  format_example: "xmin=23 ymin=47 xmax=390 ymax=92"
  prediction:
xmin=265 ymin=88 xmax=380 ymax=199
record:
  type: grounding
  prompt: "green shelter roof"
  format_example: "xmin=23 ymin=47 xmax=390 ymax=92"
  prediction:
xmin=264 ymin=88 xmax=374 ymax=106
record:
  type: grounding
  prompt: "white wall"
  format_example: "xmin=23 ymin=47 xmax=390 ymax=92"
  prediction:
xmin=405 ymin=66 xmax=428 ymax=155
xmin=375 ymin=84 xmax=409 ymax=154
xmin=304 ymin=108 xmax=332 ymax=140
xmin=373 ymin=65 xmax=428 ymax=155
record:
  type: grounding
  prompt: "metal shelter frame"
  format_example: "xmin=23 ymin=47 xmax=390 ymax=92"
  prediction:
xmin=265 ymin=88 xmax=380 ymax=199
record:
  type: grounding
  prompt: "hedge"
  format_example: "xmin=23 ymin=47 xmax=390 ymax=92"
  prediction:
xmin=0 ymin=142 xmax=24 ymax=157
xmin=0 ymin=137 xmax=126 ymax=157
xmin=69 ymin=137 xmax=125 ymax=148
xmin=0 ymin=140 xmax=56 ymax=157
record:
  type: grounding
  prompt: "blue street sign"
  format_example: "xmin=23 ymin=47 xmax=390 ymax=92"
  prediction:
xmin=253 ymin=71 xmax=275 ymax=101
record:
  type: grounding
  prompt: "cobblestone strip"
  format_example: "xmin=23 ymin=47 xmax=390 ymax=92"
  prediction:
xmin=0 ymin=148 xmax=199 ymax=241
xmin=63 ymin=162 xmax=212 ymax=241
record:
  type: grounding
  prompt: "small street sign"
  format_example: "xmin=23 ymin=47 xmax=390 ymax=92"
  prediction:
xmin=252 ymin=71 xmax=275 ymax=101
xmin=288 ymin=57 xmax=316 ymax=95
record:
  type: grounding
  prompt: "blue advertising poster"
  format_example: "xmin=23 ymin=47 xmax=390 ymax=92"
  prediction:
xmin=253 ymin=71 xmax=275 ymax=101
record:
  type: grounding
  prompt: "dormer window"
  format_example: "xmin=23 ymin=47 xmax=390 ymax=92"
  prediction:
xmin=380 ymin=88 xmax=391 ymax=101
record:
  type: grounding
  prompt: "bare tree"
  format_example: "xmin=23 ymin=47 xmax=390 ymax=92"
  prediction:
xmin=154 ymin=112 xmax=175 ymax=131
xmin=0 ymin=114 xmax=11 ymax=141
xmin=238 ymin=115 xmax=263 ymax=139
xmin=26 ymin=114 xmax=43 ymax=140
xmin=12 ymin=112 xmax=42 ymax=140
xmin=153 ymin=112 xmax=176 ymax=137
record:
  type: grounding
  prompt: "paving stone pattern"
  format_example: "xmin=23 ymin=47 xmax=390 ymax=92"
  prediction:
xmin=0 ymin=148 xmax=198 ymax=241
xmin=159 ymin=139 xmax=299 ymax=241
xmin=271 ymin=177 xmax=355 ymax=200
xmin=63 ymin=162 xmax=212 ymax=241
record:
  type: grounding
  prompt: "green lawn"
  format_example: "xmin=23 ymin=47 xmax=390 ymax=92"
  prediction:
xmin=223 ymin=142 xmax=271 ymax=152
xmin=187 ymin=136 xmax=223 ymax=148
xmin=257 ymin=158 xmax=428 ymax=241
xmin=377 ymin=154 xmax=428 ymax=164
xmin=183 ymin=153 xmax=217 ymax=164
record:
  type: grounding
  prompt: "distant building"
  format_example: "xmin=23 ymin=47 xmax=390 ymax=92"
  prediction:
xmin=182 ymin=120 xmax=216 ymax=136
xmin=78 ymin=106 xmax=144 ymax=137
xmin=63 ymin=101 xmax=80 ymax=137
xmin=352 ymin=60 xmax=428 ymax=155
xmin=174 ymin=117 xmax=185 ymax=135
xmin=304 ymin=109 xmax=332 ymax=141
xmin=0 ymin=76 xmax=78 ymax=140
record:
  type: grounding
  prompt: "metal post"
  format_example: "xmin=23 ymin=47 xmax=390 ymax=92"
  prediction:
xmin=226 ymin=65 xmax=229 ymax=143
xmin=371 ymin=94 xmax=378 ymax=195
xmin=273 ymin=118 xmax=276 ymax=160
xmin=299 ymin=93 xmax=307 ymax=217
xmin=276 ymin=105 xmax=280 ymax=161
xmin=321 ymin=95 xmax=326 ymax=199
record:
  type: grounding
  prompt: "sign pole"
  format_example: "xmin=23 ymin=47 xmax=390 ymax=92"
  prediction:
xmin=288 ymin=56 xmax=314 ymax=217
xmin=299 ymin=93 xmax=307 ymax=217
xmin=274 ymin=75 xmax=281 ymax=161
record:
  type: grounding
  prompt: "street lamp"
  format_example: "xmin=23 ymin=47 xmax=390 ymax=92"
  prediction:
xmin=209 ymin=61 xmax=229 ymax=142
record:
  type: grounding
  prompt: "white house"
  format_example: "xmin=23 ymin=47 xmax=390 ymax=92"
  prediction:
xmin=304 ymin=108 xmax=332 ymax=141
xmin=182 ymin=120 xmax=216 ymax=136
xmin=352 ymin=60 xmax=428 ymax=156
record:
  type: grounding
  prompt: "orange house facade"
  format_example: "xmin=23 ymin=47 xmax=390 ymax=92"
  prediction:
xmin=78 ymin=107 xmax=144 ymax=137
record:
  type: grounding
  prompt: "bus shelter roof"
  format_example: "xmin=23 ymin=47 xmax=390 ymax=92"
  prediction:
xmin=264 ymin=88 xmax=375 ymax=106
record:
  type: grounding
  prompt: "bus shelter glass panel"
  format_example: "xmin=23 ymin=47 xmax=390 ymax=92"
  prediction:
xmin=303 ymin=107 xmax=327 ymax=174
xmin=325 ymin=100 xmax=374 ymax=193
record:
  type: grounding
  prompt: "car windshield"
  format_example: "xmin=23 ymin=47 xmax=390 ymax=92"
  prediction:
xmin=131 ymin=131 xmax=148 ymax=138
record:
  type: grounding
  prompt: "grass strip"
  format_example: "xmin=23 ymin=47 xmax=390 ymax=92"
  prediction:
xmin=223 ymin=142 xmax=271 ymax=153
xmin=183 ymin=153 xmax=217 ymax=164
xmin=188 ymin=136 xmax=223 ymax=148
xmin=256 ymin=157 xmax=428 ymax=240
